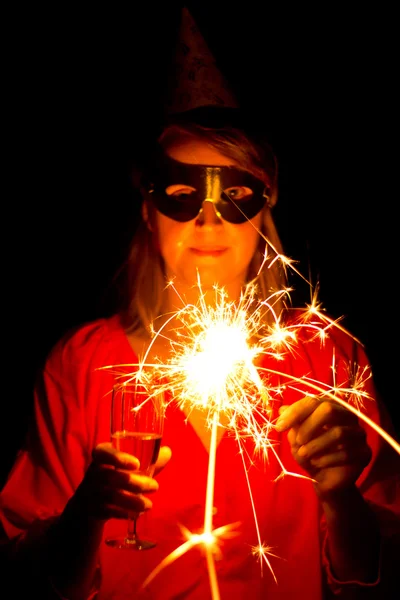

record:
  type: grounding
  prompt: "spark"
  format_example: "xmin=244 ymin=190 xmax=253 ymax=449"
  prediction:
xmin=100 ymin=261 xmax=400 ymax=598
xmin=251 ymin=543 xmax=283 ymax=578
xmin=141 ymin=521 xmax=242 ymax=590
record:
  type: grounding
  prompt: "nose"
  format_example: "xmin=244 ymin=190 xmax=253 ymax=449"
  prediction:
xmin=195 ymin=200 xmax=222 ymax=227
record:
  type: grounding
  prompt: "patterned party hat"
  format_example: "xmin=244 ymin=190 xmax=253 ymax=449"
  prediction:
xmin=163 ymin=6 xmax=238 ymax=115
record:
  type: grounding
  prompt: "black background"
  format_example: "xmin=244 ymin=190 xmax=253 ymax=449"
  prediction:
xmin=3 ymin=3 xmax=398 ymax=487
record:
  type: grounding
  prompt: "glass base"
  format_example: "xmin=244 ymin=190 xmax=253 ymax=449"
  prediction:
xmin=105 ymin=536 xmax=156 ymax=550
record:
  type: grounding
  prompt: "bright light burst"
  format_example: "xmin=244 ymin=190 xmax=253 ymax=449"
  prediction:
xmin=102 ymin=260 xmax=400 ymax=599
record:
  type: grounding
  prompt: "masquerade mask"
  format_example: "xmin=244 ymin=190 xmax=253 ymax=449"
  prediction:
xmin=147 ymin=154 xmax=270 ymax=224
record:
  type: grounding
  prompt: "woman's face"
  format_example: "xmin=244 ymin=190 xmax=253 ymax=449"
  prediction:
xmin=150 ymin=137 xmax=263 ymax=293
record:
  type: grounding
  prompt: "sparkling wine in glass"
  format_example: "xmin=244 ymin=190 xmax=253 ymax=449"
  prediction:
xmin=105 ymin=381 xmax=165 ymax=550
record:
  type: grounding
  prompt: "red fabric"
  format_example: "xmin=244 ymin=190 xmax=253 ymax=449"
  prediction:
xmin=1 ymin=314 xmax=399 ymax=599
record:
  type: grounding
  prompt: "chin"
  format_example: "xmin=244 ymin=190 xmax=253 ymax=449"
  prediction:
xmin=179 ymin=265 xmax=242 ymax=295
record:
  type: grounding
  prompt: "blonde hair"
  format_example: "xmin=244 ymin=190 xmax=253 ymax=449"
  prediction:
xmin=119 ymin=111 xmax=287 ymax=334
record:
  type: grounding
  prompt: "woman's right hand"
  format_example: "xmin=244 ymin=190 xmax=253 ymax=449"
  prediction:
xmin=73 ymin=443 xmax=172 ymax=522
xmin=40 ymin=444 xmax=171 ymax=599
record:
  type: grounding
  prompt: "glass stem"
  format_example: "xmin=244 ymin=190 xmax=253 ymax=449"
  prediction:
xmin=126 ymin=515 xmax=137 ymax=541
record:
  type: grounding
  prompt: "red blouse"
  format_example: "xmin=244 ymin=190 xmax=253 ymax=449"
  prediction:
xmin=1 ymin=314 xmax=399 ymax=599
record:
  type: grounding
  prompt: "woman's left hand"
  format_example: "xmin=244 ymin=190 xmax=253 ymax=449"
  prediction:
xmin=276 ymin=397 xmax=372 ymax=499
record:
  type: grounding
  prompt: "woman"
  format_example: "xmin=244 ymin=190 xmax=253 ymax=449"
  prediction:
xmin=1 ymin=106 xmax=399 ymax=599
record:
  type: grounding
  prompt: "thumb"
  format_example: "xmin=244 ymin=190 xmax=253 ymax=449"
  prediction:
xmin=154 ymin=446 xmax=172 ymax=475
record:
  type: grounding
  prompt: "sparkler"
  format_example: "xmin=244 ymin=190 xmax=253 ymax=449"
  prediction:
xmin=103 ymin=254 xmax=400 ymax=599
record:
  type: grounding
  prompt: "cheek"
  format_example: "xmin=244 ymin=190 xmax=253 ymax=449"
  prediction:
xmin=155 ymin=214 xmax=188 ymax=265
xmin=232 ymin=216 xmax=262 ymax=256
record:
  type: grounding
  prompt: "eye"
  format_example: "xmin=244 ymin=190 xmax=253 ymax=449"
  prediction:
xmin=224 ymin=186 xmax=253 ymax=201
xmin=165 ymin=184 xmax=196 ymax=198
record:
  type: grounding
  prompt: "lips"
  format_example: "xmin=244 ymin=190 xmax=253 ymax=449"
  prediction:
xmin=190 ymin=246 xmax=228 ymax=257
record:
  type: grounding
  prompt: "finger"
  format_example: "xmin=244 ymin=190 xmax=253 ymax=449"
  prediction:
xmin=101 ymin=488 xmax=153 ymax=514
xmin=311 ymin=450 xmax=351 ymax=469
xmin=104 ymin=468 xmax=160 ymax=494
xmin=295 ymin=402 xmax=359 ymax=446
xmin=92 ymin=504 xmax=133 ymax=521
xmin=297 ymin=425 xmax=368 ymax=459
xmin=154 ymin=446 xmax=172 ymax=475
xmin=308 ymin=443 xmax=372 ymax=469
xmin=92 ymin=443 xmax=140 ymax=470
xmin=287 ymin=425 xmax=300 ymax=448
xmin=276 ymin=397 xmax=320 ymax=431
xmin=93 ymin=501 xmax=153 ymax=522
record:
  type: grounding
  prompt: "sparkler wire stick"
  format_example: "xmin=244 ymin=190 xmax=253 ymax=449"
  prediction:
xmin=204 ymin=409 xmax=221 ymax=600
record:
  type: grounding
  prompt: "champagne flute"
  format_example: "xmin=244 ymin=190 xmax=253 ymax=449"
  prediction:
xmin=105 ymin=380 xmax=165 ymax=550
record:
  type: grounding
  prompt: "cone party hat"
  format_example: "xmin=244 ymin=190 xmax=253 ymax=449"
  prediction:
xmin=164 ymin=6 xmax=238 ymax=115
